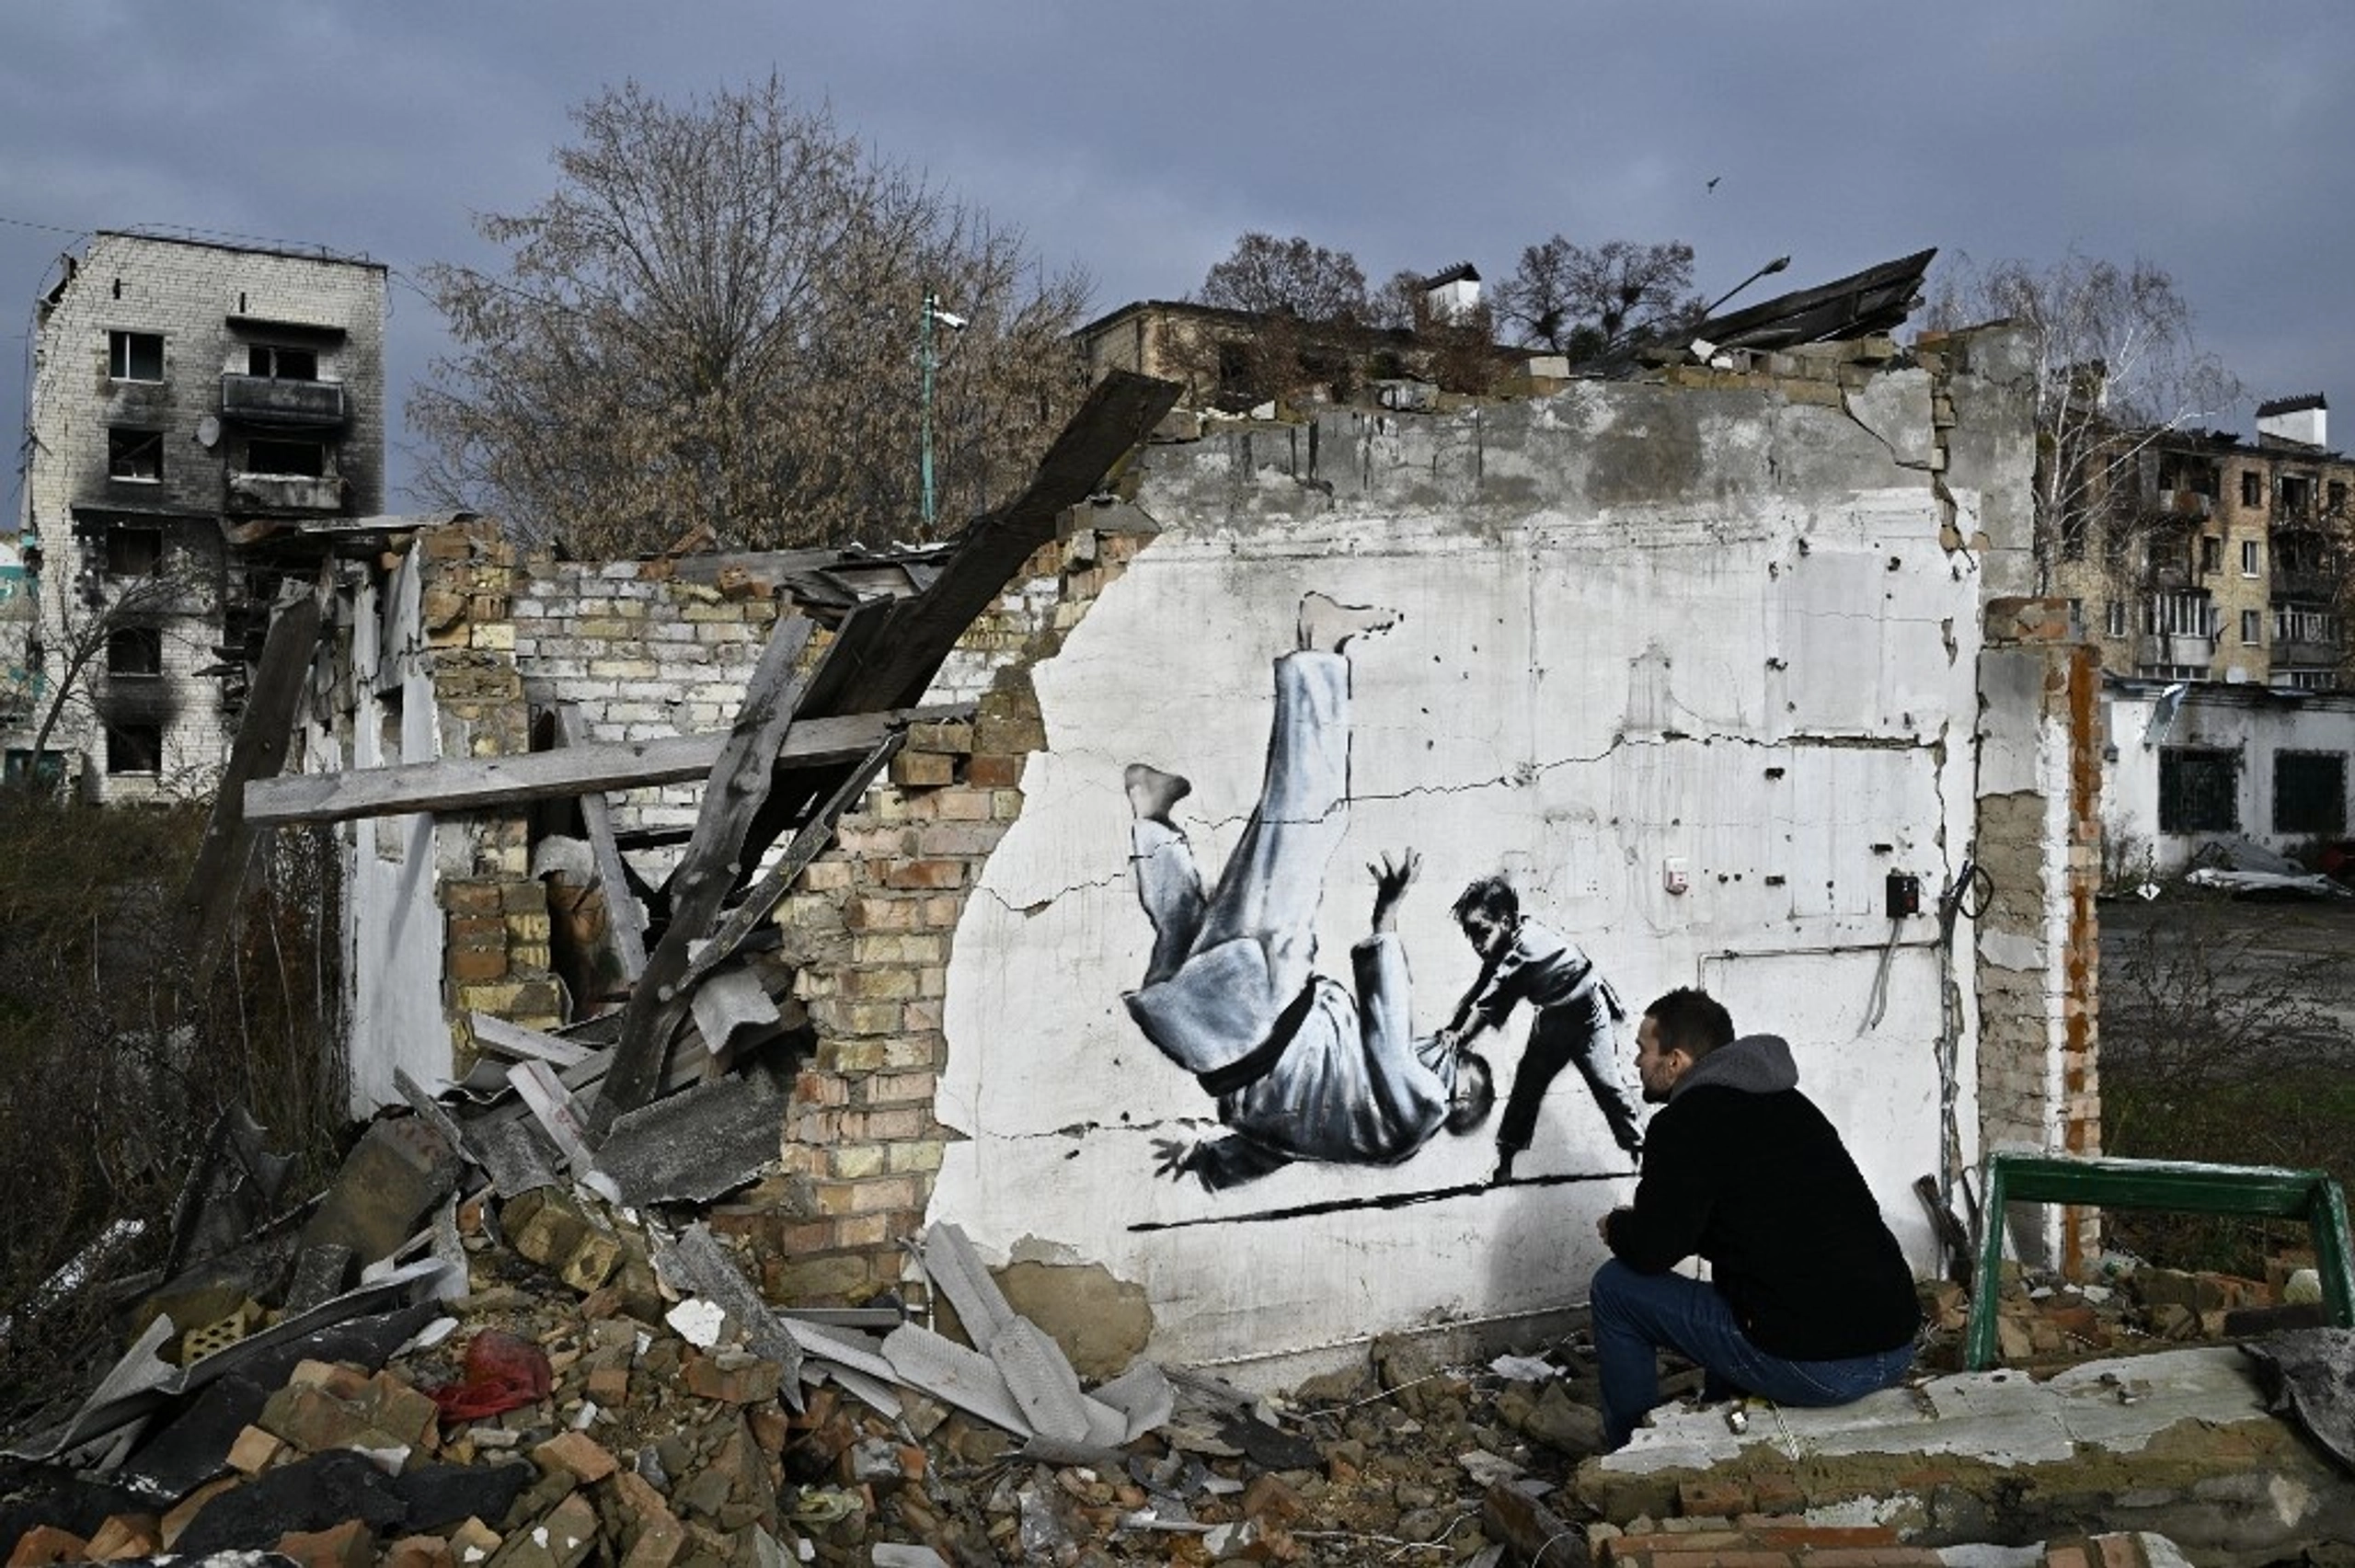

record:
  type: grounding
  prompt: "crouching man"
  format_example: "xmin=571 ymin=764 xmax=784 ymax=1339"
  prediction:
xmin=1591 ymin=988 xmax=1918 ymax=1448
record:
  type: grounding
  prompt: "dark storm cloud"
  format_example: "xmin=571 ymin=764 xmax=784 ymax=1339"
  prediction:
xmin=6 ymin=1 xmax=2353 ymax=513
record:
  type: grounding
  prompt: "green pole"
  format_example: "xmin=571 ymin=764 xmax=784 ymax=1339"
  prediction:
xmin=921 ymin=291 xmax=936 ymax=531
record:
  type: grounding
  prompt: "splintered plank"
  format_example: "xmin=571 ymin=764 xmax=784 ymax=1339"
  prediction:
xmin=554 ymin=703 xmax=648 ymax=983
xmin=177 ymin=587 xmax=323 ymax=985
xmin=242 ymin=705 xmax=967 ymax=826
xmin=833 ymin=370 xmax=1180 ymax=714
xmin=587 ymin=614 xmax=818 ymax=1136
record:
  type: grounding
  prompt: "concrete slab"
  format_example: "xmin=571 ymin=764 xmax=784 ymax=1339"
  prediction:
xmin=1576 ymin=1346 xmax=2355 ymax=1563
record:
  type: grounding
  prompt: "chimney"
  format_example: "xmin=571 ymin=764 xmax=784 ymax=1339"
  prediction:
xmin=2257 ymin=393 xmax=2327 ymax=450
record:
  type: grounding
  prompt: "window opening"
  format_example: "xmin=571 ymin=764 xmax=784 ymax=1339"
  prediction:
xmin=108 ymin=428 xmax=163 ymax=482
xmin=2159 ymin=747 xmax=2237 ymax=833
xmin=2275 ymin=752 xmax=2348 ymax=836
xmin=245 ymin=438 xmax=327 ymax=477
xmin=108 ymin=330 xmax=163 ymax=382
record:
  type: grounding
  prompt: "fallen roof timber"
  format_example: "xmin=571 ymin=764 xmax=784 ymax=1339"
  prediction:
xmin=240 ymin=704 xmax=971 ymax=826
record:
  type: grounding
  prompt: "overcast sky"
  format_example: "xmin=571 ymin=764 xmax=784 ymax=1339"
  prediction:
xmin=6 ymin=1 xmax=2350 ymax=518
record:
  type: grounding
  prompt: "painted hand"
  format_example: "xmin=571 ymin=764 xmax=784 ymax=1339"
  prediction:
xmin=1368 ymin=848 xmax=1421 ymax=933
xmin=1151 ymin=1137 xmax=1202 ymax=1182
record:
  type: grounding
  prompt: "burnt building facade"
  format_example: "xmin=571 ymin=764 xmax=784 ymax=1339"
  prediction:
xmin=2054 ymin=395 xmax=2355 ymax=691
xmin=11 ymin=231 xmax=385 ymax=799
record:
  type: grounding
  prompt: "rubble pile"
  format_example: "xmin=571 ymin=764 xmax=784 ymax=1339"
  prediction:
xmin=0 ymin=1138 xmax=1623 ymax=1567
xmin=1915 ymin=1252 xmax=2329 ymax=1368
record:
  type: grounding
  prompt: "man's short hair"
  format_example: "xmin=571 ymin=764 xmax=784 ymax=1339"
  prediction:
xmin=1445 ymin=1050 xmax=1495 ymax=1135
xmin=1451 ymin=875 xmax=1518 ymax=925
xmin=1645 ymin=987 xmax=1735 ymax=1059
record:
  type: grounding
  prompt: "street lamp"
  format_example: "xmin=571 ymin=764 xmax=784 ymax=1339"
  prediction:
xmin=920 ymin=292 xmax=968 ymax=531
xmin=1700 ymin=255 xmax=1793 ymax=321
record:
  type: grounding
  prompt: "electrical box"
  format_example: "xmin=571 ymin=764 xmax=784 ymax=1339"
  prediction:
xmin=1664 ymin=857 xmax=1689 ymax=896
xmin=1886 ymin=871 xmax=1921 ymax=919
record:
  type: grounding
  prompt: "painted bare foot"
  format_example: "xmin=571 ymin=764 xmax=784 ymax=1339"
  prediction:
xmin=1296 ymin=590 xmax=1401 ymax=653
xmin=1125 ymin=763 xmax=1192 ymax=822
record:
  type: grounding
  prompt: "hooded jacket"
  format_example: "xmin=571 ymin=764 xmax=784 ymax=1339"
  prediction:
xmin=1602 ymin=1034 xmax=1919 ymax=1360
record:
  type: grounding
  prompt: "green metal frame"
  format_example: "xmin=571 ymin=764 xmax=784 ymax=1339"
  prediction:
xmin=1964 ymin=1151 xmax=2355 ymax=1370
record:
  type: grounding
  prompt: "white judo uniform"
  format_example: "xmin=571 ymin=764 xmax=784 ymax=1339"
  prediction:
xmin=1124 ymin=650 xmax=1463 ymax=1186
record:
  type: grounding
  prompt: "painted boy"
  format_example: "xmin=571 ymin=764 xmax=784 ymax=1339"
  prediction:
xmin=1439 ymin=876 xmax=1643 ymax=1183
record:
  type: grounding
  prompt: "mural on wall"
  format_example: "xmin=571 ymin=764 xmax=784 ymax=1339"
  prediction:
xmin=1120 ymin=589 xmax=1648 ymax=1195
xmin=1440 ymin=876 xmax=1642 ymax=1185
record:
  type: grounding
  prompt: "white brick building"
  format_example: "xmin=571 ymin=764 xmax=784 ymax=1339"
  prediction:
xmin=11 ymin=231 xmax=385 ymax=800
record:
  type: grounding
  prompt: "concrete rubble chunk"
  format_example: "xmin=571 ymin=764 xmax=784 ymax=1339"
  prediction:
xmin=301 ymin=1116 xmax=461 ymax=1267
xmin=650 ymin=1224 xmax=803 ymax=1410
xmin=591 ymin=1069 xmax=788 ymax=1207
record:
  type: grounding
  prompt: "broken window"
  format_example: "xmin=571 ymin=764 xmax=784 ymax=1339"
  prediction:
xmin=2242 ymin=540 xmax=2262 ymax=578
xmin=2105 ymin=599 xmax=2130 ymax=638
xmin=107 ymin=625 xmax=163 ymax=678
xmin=108 ymin=428 xmax=163 ymax=483
xmin=2158 ymin=747 xmax=2238 ymax=833
xmin=106 ymin=722 xmax=162 ymax=776
xmin=2241 ymin=609 xmax=2262 ymax=646
xmin=3 ymin=750 xmax=64 ymax=792
xmin=2331 ymin=480 xmax=2348 ymax=513
xmin=107 ymin=524 xmax=163 ymax=578
xmin=2275 ymin=752 xmax=2347 ymax=835
xmin=2199 ymin=535 xmax=2222 ymax=574
xmin=2274 ymin=603 xmax=2340 ymax=647
xmin=247 ymin=344 xmax=319 ymax=381
xmin=245 ymin=438 xmax=327 ymax=477
xmin=108 ymin=330 xmax=163 ymax=382
xmin=2243 ymin=471 xmax=2263 ymax=508
xmin=2156 ymin=451 xmax=2218 ymax=498
xmin=2283 ymin=475 xmax=2314 ymax=514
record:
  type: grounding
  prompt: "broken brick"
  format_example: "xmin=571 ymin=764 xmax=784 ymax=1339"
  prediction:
xmin=275 ymin=1517 xmax=374 ymax=1568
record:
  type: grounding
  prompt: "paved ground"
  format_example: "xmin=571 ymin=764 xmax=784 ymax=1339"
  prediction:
xmin=2097 ymin=888 xmax=2355 ymax=1059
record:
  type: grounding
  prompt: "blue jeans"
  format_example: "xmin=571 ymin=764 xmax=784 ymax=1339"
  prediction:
xmin=1589 ymin=1260 xmax=1915 ymax=1448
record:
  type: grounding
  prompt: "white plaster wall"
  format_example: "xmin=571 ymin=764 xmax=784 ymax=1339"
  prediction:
xmin=339 ymin=555 xmax=449 ymax=1113
xmin=2104 ymin=687 xmax=2355 ymax=874
xmin=933 ymin=389 xmax=1992 ymax=1369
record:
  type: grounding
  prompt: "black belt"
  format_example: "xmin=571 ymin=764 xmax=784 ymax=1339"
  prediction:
xmin=1198 ymin=982 xmax=1317 ymax=1098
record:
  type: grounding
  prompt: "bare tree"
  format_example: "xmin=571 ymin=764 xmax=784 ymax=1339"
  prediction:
xmin=11 ymin=547 xmax=220 ymax=795
xmin=1198 ymin=233 xmax=1369 ymax=322
xmin=1925 ymin=252 xmax=2242 ymax=591
xmin=410 ymin=79 xmax=1091 ymax=555
xmin=1370 ymin=269 xmax=1505 ymax=396
xmin=1496 ymin=237 xmax=1701 ymax=358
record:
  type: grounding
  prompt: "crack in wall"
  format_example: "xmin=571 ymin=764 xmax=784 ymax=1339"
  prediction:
xmin=973 ymin=726 xmax=1937 ymax=919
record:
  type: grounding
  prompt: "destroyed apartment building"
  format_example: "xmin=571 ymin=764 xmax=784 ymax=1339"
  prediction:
xmin=9 ymin=260 xmax=2355 ymax=1564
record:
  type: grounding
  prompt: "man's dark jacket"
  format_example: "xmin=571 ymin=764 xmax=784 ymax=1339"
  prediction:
xmin=1603 ymin=1034 xmax=1919 ymax=1360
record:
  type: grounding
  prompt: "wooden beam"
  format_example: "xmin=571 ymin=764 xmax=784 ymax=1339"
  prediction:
xmin=468 ymin=1012 xmax=594 ymax=1069
xmin=176 ymin=588 xmax=322 ymax=985
xmin=589 ymin=613 xmax=819 ymax=1136
xmin=242 ymin=703 xmax=970 ymax=826
xmin=834 ymin=370 xmax=1180 ymax=715
xmin=676 ymin=727 xmax=904 ymax=998
xmin=730 ymin=596 xmax=899 ymax=887
xmin=553 ymin=704 xmax=648 ymax=983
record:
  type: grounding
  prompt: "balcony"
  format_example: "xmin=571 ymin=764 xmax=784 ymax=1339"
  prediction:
xmin=2157 ymin=487 xmax=2214 ymax=521
xmin=2275 ymin=635 xmax=2342 ymax=668
xmin=227 ymin=472 xmax=345 ymax=512
xmin=2138 ymin=633 xmax=2215 ymax=669
xmin=220 ymin=374 xmax=346 ymax=429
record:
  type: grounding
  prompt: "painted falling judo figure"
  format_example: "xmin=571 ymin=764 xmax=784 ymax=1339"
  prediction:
xmin=1123 ymin=591 xmax=1493 ymax=1191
